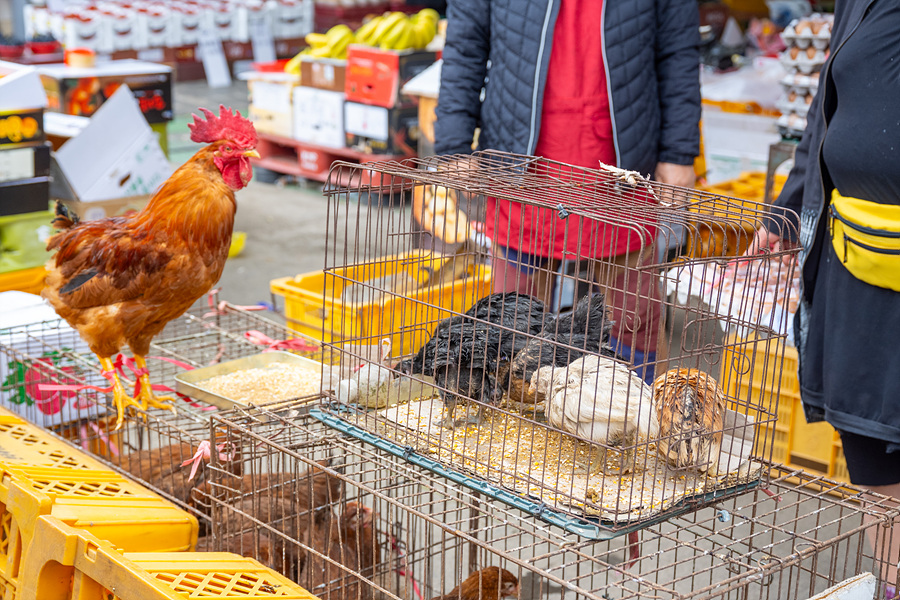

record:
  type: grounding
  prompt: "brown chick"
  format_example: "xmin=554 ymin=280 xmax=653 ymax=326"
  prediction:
xmin=123 ymin=441 xmax=242 ymax=529
xmin=299 ymin=501 xmax=382 ymax=600
xmin=652 ymin=368 xmax=726 ymax=473
xmin=431 ymin=567 xmax=520 ymax=600
xmin=207 ymin=461 xmax=345 ymax=580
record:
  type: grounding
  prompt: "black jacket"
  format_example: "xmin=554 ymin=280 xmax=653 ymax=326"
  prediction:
xmin=772 ymin=0 xmax=873 ymax=385
xmin=434 ymin=0 xmax=701 ymax=176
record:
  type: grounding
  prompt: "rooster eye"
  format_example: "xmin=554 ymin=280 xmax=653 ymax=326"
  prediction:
xmin=225 ymin=145 xmax=233 ymax=152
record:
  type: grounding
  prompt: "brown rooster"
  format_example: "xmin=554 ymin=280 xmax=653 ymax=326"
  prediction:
xmin=652 ymin=368 xmax=726 ymax=473
xmin=431 ymin=567 xmax=520 ymax=600
xmin=42 ymin=105 xmax=259 ymax=429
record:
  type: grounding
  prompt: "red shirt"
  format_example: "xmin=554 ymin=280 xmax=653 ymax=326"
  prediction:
xmin=485 ymin=0 xmax=653 ymax=259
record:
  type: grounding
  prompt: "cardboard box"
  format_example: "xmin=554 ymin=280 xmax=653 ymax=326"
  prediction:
xmin=60 ymin=195 xmax=151 ymax=221
xmin=51 ymin=86 xmax=172 ymax=204
xmin=244 ymin=71 xmax=299 ymax=136
xmin=344 ymin=102 xmax=418 ymax=155
xmin=0 ymin=66 xmax=48 ymax=148
xmin=292 ymin=86 xmax=345 ymax=149
xmin=38 ymin=59 xmax=173 ymax=124
xmin=0 ymin=177 xmax=50 ymax=218
xmin=345 ymin=46 xmax=437 ymax=108
xmin=300 ymin=57 xmax=346 ymax=93
xmin=0 ymin=142 xmax=51 ymax=184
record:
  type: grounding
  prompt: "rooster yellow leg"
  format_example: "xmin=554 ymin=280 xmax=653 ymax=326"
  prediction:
xmin=98 ymin=357 xmax=138 ymax=431
xmin=132 ymin=355 xmax=176 ymax=413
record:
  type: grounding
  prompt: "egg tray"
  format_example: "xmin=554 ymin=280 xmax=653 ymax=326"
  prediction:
xmin=310 ymin=402 xmax=764 ymax=541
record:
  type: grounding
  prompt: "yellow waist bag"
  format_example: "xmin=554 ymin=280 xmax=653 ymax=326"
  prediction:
xmin=829 ymin=190 xmax=900 ymax=292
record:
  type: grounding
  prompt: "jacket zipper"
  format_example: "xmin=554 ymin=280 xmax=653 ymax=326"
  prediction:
xmin=841 ymin=234 xmax=900 ymax=255
xmin=599 ymin=1 xmax=620 ymax=166
xmin=830 ymin=204 xmax=900 ymax=238
xmin=526 ymin=0 xmax=556 ymax=154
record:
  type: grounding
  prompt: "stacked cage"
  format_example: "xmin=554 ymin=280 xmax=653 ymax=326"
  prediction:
xmin=303 ymin=150 xmax=801 ymax=536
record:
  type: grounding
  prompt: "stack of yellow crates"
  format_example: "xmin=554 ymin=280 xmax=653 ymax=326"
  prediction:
xmin=0 ymin=409 xmax=320 ymax=600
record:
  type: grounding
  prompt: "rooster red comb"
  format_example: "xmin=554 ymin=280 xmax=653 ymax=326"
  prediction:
xmin=188 ymin=105 xmax=258 ymax=148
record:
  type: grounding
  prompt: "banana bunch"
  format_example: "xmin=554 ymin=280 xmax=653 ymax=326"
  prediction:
xmin=285 ymin=23 xmax=354 ymax=73
xmin=354 ymin=8 xmax=439 ymax=51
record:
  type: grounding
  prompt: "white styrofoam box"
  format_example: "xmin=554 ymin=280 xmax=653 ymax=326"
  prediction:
xmin=268 ymin=0 xmax=311 ymax=40
xmin=344 ymin=101 xmax=388 ymax=141
xmin=138 ymin=6 xmax=172 ymax=48
xmin=171 ymin=4 xmax=203 ymax=47
xmin=292 ymin=86 xmax=345 ymax=148
xmin=64 ymin=10 xmax=106 ymax=53
xmin=210 ymin=3 xmax=236 ymax=41
xmin=108 ymin=10 xmax=137 ymax=51
xmin=0 ymin=292 xmax=100 ymax=428
xmin=233 ymin=2 xmax=273 ymax=42
xmin=701 ymin=107 xmax=781 ymax=185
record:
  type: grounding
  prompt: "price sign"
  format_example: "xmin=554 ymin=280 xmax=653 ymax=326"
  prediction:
xmin=197 ymin=29 xmax=232 ymax=89
xmin=249 ymin=14 xmax=276 ymax=64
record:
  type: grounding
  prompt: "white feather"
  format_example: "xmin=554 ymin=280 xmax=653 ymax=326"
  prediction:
xmin=544 ymin=355 xmax=659 ymax=446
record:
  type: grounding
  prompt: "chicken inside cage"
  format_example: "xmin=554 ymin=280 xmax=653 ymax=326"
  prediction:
xmin=315 ymin=151 xmax=799 ymax=530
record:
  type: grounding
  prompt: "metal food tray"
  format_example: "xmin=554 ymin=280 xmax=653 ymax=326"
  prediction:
xmin=175 ymin=351 xmax=326 ymax=409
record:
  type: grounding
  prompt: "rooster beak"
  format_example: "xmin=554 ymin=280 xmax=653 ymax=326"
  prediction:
xmin=243 ymin=149 xmax=261 ymax=158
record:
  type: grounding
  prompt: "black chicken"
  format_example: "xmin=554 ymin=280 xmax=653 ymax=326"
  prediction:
xmin=506 ymin=292 xmax=618 ymax=409
xmin=399 ymin=292 xmax=546 ymax=428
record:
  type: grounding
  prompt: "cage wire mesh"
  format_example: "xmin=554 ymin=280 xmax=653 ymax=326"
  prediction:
xmin=302 ymin=150 xmax=802 ymax=537
xmin=206 ymin=399 xmax=899 ymax=600
xmin=0 ymin=299 xmax=325 ymax=528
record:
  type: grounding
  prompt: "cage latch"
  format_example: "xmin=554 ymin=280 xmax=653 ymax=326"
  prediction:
xmin=556 ymin=204 xmax=569 ymax=219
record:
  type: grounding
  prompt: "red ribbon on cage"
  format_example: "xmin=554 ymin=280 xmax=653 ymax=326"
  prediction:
xmin=203 ymin=288 xmax=268 ymax=318
xmin=181 ymin=440 xmax=236 ymax=481
xmin=37 ymin=354 xmax=216 ymax=412
xmin=244 ymin=330 xmax=319 ymax=353
xmin=390 ymin=535 xmax=424 ymax=600
xmin=79 ymin=420 xmax=119 ymax=457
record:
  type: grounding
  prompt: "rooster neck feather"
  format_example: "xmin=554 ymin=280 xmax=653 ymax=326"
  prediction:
xmin=138 ymin=149 xmax=236 ymax=247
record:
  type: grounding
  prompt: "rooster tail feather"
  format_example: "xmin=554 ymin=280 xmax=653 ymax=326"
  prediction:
xmin=51 ymin=200 xmax=78 ymax=230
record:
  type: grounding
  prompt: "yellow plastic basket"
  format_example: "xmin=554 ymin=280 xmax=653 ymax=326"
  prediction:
xmin=271 ymin=251 xmax=492 ymax=357
xmin=0 ymin=266 xmax=46 ymax=295
xmin=0 ymin=412 xmax=108 ymax=471
xmin=21 ymin=516 xmax=319 ymax=600
xmin=720 ymin=335 xmax=850 ymax=482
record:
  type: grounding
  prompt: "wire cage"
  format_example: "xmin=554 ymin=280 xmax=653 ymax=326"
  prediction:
xmin=0 ymin=299 xmax=325 ymax=529
xmin=304 ymin=150 xmax=802 ymax=538
xmin=206 ymin=398 xmax=900 ymax=600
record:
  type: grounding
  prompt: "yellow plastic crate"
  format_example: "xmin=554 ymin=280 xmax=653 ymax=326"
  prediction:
xmin=0 ymin=412 xmax=108 ymax=471
xmin=720 ymin=335 xmax=851 ymax=483
xmin=0 ymin=267 xmax=46 ymax=295
xmin=22 ymin=516 xmax=318 ymax=600
xmin=271 ymin=251 xmax=492 ymax=357
xmin=0 ymin=464 xmax=198 ymax=553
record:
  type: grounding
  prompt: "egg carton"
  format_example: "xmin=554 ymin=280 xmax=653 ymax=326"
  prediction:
xmin=780 ymin=45 xmax=828 ymax=75
xmin=781 ymin=15 xmax=833 ymax=51
xmin=777 ymin=113 xmax=807 ymax=139
xmin=779 ymin=72 xmax=820 ymax=96
xmin=776 ymin=91 xmax=813 ymax=118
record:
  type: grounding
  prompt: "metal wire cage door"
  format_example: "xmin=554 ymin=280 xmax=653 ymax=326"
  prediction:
xmin=300 ymin=150 xmax=800 ymax=538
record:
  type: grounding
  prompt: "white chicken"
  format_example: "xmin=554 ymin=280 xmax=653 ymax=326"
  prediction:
xmin=338 ymin=338 xmax=393 ymax=407
xmin=533 ymin=355 xmax=660 ymax=475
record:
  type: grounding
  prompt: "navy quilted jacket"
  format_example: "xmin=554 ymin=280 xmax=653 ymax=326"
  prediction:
xmin=434 ymin=0 xmax=701 ymax=175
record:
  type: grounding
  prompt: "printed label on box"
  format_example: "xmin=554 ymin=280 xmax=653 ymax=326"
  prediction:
xmin=344 ymin=103 xmax=388 ymax=141
xmin=0 ymin=149 xmax=35 ymax=183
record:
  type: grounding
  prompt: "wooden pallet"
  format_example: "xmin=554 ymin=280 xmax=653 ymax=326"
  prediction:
xmin=252 ymin=131 xmax=414 ymax=187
